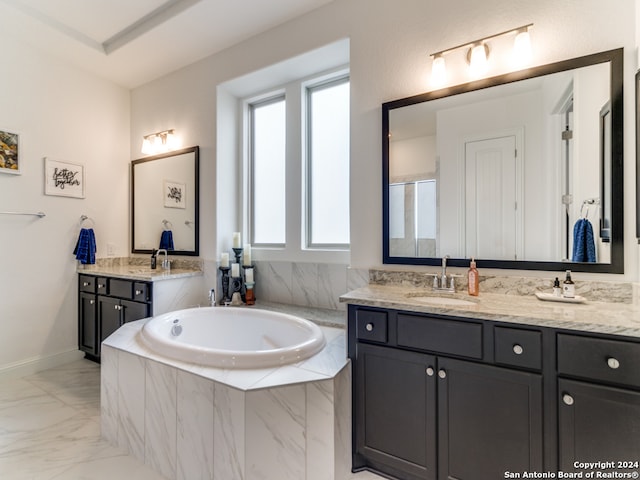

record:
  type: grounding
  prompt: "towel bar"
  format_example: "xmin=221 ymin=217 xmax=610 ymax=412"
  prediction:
xmin=0 ymin=211 xmax=46 ymax=218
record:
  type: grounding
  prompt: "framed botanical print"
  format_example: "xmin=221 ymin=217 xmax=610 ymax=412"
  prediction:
xmin=0 ymin=129 xmax=20 ymax=175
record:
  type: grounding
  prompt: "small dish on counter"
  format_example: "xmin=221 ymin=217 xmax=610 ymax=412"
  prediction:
xmin=535 ymin=292 xmax=587 ymax=304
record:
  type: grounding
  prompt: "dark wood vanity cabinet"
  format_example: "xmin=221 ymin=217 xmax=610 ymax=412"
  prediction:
xmin=348 ymin=304 xmax=640 ymax=480
xmin=78 ymin=274 xmax=152 ymax=361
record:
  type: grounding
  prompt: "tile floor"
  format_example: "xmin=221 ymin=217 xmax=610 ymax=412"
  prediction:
xmin=0 ymin=359 xmax=383 ymax=480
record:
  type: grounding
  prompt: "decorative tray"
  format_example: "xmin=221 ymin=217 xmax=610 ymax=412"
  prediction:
xmin=535 ymin=292 xmax=586 ymax=304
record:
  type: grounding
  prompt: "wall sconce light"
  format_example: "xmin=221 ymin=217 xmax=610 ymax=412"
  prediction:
xmin=429 ymin=23 xmax=533 ymax=85
xmin=141 ymin=129 xmax=178 ymax=155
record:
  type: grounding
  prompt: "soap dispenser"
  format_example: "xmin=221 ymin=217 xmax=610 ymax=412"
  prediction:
xmin=468 ymin=258 xmax=479 ymax=296
xmin=150 ymin=249 xmax=157 ymax=270
xmin=563 ymin=270 xmax=575 ymax=298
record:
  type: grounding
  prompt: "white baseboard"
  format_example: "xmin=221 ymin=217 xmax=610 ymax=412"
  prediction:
xmin=0 ymin=349 xmax=86 ymax=380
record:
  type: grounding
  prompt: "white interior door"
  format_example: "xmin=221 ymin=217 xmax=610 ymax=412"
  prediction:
xmin=464 ymin=135 xmax=520 ymax=260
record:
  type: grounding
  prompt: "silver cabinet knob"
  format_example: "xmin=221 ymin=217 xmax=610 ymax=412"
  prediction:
xmin=89 ymin=300 xmax=94 ymax=305
xmin=98 ymin=284 xmax=105 ymax=289
xmin=607 ymin=357 xmax=620 ymax=369
xmin=513 ymin=344 xmax=524 ymax=355
xmin=438 ymin=369 xmax=447 ymax=379
xmin=83 ymin=282 xmax=90 ymax=287
xmin=426 ymin=367 xmax=434 ymax=376
xmin=365 ymin=323 xmax=374 ymax=332
xmin=563 ymin=394 xmax=574 ymax=406
xmin=135 ymin=290 xmax=143 ymax=295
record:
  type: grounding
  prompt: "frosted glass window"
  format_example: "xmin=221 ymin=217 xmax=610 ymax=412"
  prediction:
xmin=308 ymin=78 xmax=350 ymax=246
xmin=417 ymin=180 xmax=436 ymax=239
xmin=389 ymin=183 xmax=405 ymax=239
xmin=251 ymin=97 xmax=286 ymax=245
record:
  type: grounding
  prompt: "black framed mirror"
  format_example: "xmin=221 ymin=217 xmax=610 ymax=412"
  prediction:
xmin=132 ymin=146 xmax=199 ymax=256
xmin=383 ymin=48 xmax=623 ymax=273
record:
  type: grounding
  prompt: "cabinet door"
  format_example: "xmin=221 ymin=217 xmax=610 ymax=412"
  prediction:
xmin=558 ymin=378 xmax=640 ymax=469
xmin=121 ymin=299 xmax=150 ymax=324
xmin=98 ymin=296 xmax=122 ymax=347
xmin=355 ymin=343 xmax=437 ymax=480
xmin=78 ymin=293 xmax=97 ymax=355
xmin=437 ymin=357 xmax=543 ymax=480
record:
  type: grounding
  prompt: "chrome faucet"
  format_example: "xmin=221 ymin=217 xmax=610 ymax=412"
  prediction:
xmin=156 ymin=249 xmax=170 ymax=270
xmin=427 ymin=255 xmax=456 ymax=292
xmin=209 ymin=288 xmax=216 ymax=306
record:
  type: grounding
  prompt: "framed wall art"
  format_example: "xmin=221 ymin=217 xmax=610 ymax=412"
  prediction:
xmin=44 ymin=157 xmax=85 ymax=198
xmin=0 ymin=129 xmax=21 ymax=175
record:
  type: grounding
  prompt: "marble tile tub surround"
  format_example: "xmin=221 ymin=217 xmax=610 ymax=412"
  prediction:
xmin=101 ymin=320 xmax=353 ymax=480
xmin=369 ymin=268 xmax=634 ymax=304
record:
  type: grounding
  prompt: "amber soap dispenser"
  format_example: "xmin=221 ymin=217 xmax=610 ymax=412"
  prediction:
xmin=468 ymin=258 xmax=479 ymax=296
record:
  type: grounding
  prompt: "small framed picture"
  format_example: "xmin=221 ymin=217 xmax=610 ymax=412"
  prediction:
xmin=164 ymin=180 xmax=186 ymax=209
xmin=0 ymin=128 xmax=21 ymax=175
xmin=44 ymin=157 xmax=85 ymax=198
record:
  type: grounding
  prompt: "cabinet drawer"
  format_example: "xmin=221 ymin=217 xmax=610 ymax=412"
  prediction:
xmin=355 ymin=309 xmax=388 ymax=343
xmin=96 ymin=277 xmax=108 ymax=295
xmin=109 ymin=279 xmax=133 ymax=299
xmin=79 ymin=275 xmax=96 ymax=293
xmin=397 ymin=313 xmax=483 ymax=359
xmin=133 ymin=282 xmax=149 ymax=302
xmin=494 ymin=327 xmax=542 ymax=370
xmin=558 ymin=334 xmax=640 ymax=388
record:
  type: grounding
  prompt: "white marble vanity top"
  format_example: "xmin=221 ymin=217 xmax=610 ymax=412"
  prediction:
xmin=340 ymin=285 xmax=640 ymax=339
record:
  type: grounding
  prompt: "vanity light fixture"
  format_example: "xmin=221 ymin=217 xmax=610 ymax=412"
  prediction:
xmin=429 ymin=23 xmax=533 ymax=84
xmin=141 ymin=129 xmax=178 ymax=155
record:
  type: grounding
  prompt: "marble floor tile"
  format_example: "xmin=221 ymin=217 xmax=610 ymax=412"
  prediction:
xmin=0 ymin=358 xmax=385 ymax=480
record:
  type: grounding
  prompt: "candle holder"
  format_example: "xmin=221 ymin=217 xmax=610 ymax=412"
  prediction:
xmin=218 ymin=266 xmax=232 ymax=305
xmin=245 ymin=282 xmax=255 ymax=305
xmin=232 ymin=247 xmax=243 ymax=266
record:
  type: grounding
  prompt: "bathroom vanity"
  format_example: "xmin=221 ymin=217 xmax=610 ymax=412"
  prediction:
xmin=77 ymin=260 xmax=204 ymax=361
xmin=343 ymin=285 xmax=640 ymax=480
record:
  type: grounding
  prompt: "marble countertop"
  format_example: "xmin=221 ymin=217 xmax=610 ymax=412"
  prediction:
xmin=340 ymin=285 xmax=640 ymax=339
xmin=77 ymin=264 xmax=203 ymax=282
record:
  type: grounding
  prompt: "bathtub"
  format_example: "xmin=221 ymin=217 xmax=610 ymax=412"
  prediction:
xmin=138 ymin=307 xmax=326 ymax=368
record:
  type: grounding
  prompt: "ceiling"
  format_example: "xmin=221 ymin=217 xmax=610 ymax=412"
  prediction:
xmin=0 ymin=0 xmax=335 ymax=88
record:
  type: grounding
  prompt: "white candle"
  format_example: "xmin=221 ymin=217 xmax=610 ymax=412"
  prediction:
xmin=243 ymin=244 xmax=252 ymax=265
xmin=220 ymin=252 xmax=229 ymax=268
xmin=232 ymin=232 xmax=241 ymax=248
xmin=231 ymin=263 xmax=240 ymax=277
xmin=245 ymin=267 xmax=254 ymax=284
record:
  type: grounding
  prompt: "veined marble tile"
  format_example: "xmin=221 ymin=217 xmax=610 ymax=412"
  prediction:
xmin=318 ymin=263 xmax=347 ymax=310
xmin=177 ymin=370 xmax=214 ymax=480
xmin=245 ymin=384 xmax=306 ymax=480
xmin=292 ymin=262 xmax=318 ymax=307
xmin=306 ymin=379 xmax=334 ymax=480
xmin=214 ymin=383 xmax=245 ymax=480
xmin=258 ymin=261 xmax=293 ymax=305
xmin=296 ymin=337 xmax=347 ymax=378
xmin=100 ymin=345 xmax=119 ymax=445
xmin=153 ymin=276 xmax=207 ymax=314
xmin=116 ymin=351 xmax=146 ymax=460
xmin=347 ymin=267 xmax=370 ymax=292
xmin=144 ymin=359 xmax=177 ymax=480
xmin=334 ymin=364 xmax=353 ymax=480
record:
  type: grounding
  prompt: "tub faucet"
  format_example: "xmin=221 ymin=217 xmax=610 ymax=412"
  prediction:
xmin=156 ymin=249 xmax=170 ymax=270
xmin=209 ymin=288 xmax=216 ymax=306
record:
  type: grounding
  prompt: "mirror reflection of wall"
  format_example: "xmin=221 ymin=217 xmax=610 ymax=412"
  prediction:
xmin=387 ymin=60 xmax=611 ymax=264
xmin=132 ymin=146 xmax=199 ymax=255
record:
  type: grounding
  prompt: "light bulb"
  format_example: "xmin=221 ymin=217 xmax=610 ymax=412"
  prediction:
xmin=431 ymin=55 xmax=447 ymax=87
xmin=513 ymin=29 xmax=532 ymax=68
xmin=468 ymin=43 xmax=489 ymax=78
xmin=141 ymin=137 xmax=153 ymax=154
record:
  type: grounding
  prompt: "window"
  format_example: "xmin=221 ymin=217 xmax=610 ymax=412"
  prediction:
xmin=249 ymin=96 xmax=286 ymax=245
xmin=307 ymin=77 xmax=350 ymax=246
xmin=245 ymin=71 xmax=350 ymax=256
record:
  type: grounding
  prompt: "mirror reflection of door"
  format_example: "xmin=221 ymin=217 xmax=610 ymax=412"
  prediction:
xmin=464 ymin=135 xmax=522 ymax=260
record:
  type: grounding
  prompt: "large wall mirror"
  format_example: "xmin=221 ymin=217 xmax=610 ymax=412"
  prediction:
xmin=132 ymin=146 xmax=199 ymax=256
xmin=383 ymin=49 xmax=623 ymax=273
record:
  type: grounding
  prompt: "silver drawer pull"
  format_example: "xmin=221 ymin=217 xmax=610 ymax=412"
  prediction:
xmin=426 ymin=367 xmax=434 ymax=376
xmin=83 ymin=282 xmax=90 ymax=287
xmin=607 ymin=357 xmax=620 ymax=369
xmin=365 ymin=323 xmax=374 ymax=332
xmin=135 ymin=289 xmax=143 ymax=295
xmin=563 ymin=394 xmax=574 ymax=406
xmin=513 ymin=344 xmax=524 ymax=355
xmin=438 ymin=369 xmax=447 ymax=379
xmin=98 ymin=284 xmax=105 ymax=289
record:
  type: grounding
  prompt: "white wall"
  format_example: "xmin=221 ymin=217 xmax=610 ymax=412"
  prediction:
xmin=0 ymin=36 xmax=130 ymax=372
xmin=131 ymin=0 xmax=637 ymax=280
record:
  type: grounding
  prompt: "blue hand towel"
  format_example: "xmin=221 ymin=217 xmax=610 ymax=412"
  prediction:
xmin=160 ymin=230 xmax=174 ymax=250
xmin=572 ymin=218 xmax=596 ymax=263
xmin=73 ymin=228 xmax=96 ymax=264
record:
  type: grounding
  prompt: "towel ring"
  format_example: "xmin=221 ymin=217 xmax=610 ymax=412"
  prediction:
xmin=80 ymin=215 xmax=95 ymax=227
xmin=162 ymin=219 xmax=173 ymax=230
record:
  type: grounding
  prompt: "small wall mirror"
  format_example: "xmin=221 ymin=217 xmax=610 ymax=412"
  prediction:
xmin=383 ymin=49 xmax=623 ymax=273
xmin=132 ymin=146 xmax=199 ymax=256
